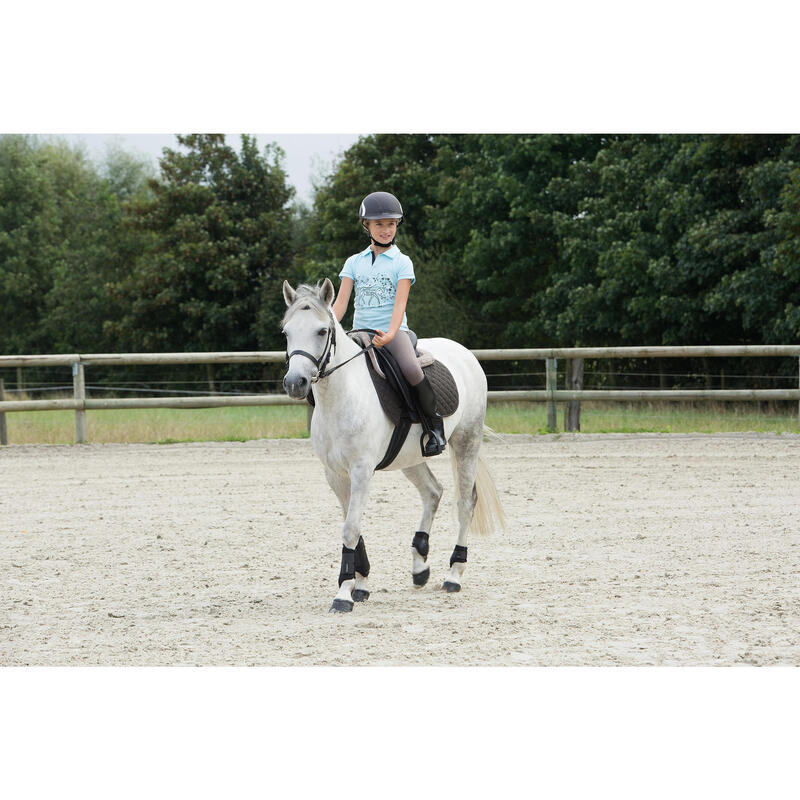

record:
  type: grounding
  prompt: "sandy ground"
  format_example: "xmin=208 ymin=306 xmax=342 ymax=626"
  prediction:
xmin=1 ymin=433 xmax=799 ymax=666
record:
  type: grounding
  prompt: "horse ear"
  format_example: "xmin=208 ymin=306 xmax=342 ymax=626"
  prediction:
xmin=319 ymin=278 xmax=335 ymax=307
xmin=282 ymin=280 xmax=297 ymax=307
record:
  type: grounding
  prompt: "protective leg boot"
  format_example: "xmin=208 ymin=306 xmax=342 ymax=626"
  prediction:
xmin=414 ymin=376 xmax=446 ymax=457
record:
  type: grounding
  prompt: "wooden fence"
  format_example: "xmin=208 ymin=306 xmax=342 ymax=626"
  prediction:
xmin=2 ymin=345 xmax=800 ymax=444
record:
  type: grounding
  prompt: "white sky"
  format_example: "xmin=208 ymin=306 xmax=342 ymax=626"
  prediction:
xmin=54 ymin=133 xmax=362 ymax=205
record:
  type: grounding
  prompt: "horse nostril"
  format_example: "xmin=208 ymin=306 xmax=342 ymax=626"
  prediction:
xmin=298 ymin=377 xmax=307 ymax=387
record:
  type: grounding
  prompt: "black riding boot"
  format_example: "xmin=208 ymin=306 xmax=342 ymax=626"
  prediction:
xmin=414 ymin=376 xmax=446 ymax=457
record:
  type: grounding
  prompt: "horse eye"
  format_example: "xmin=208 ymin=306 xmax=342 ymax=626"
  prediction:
xmin=317 ymin=328 xmax=327 ymax=336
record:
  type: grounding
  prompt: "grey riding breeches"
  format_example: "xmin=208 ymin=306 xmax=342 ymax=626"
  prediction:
xmin=382 ymin=329 xmax=424 ymax=386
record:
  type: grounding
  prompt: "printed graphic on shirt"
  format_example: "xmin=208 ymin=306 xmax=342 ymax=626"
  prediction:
xmin=354 ymin=273 xmax=395 ymax=308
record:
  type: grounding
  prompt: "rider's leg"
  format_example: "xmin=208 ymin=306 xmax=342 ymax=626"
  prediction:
xmin=382 ymin=330 xmax=423 ymax=385
xmin=383 ymin=331 xmax=446 ymax=457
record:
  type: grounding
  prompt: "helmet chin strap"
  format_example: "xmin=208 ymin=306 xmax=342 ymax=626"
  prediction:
xmin=371 ymin=236 xmax=396 ymax=249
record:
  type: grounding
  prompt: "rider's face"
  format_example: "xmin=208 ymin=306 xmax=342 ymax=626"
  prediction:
xmin=366 ymin=218 xmax=398 ymax=246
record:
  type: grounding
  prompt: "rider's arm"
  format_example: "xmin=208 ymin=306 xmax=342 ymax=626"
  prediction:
xmin=332 ymin=277 xmax=353 ymax=322
xmin=374 ymin=279 xmax=411 ymax=347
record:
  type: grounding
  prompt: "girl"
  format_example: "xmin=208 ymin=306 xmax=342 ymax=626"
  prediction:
xmin=331 ymin=191 xmax=446 ymax=457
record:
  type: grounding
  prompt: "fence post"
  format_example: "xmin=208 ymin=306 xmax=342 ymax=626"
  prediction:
xmin=564 ymin=358 xmax=584 ymax=432
xmin=0 ymin=379 xmax=7 ymax=445
xmin=546 ymin=358 xmax=557 ymax=432
xmin=73 ymin=362 xmax=87 ymax=444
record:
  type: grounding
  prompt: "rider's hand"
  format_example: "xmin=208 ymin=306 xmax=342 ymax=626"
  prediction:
xmin=373 ymin=329 xmax=395 ymax=348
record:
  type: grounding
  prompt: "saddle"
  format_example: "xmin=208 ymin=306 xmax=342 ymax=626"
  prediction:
xmin=307 ymin=329 xmax=459 ymax=470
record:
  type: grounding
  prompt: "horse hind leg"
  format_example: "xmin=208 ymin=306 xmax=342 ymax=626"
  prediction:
xmin=442 ymin=432 xmax=481 ymax=593
xmin=402 ymin=463 xmax=443 ymax=587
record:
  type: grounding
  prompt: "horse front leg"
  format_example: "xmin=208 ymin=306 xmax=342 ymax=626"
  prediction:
xmin=330 ymin=462 xmax=374 ymax=613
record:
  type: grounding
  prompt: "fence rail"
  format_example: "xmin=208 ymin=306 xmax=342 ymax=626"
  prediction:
xmin=2 ymin=346 xmax=799 ymax=444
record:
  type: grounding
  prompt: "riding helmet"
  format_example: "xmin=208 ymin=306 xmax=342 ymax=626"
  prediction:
xmin=359 ymin=191 xmax=404 ymax=223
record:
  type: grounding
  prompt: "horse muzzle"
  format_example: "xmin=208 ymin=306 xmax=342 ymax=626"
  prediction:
xmin=283 ymin=371 xmax=311 ymax=399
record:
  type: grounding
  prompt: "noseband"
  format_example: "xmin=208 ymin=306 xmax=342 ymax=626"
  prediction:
xmin=285 ymin=312 xmax=373 ymax=383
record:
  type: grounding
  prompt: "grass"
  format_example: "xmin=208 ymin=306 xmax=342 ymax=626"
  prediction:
xmin=486 ymin=401 xmax=800 ymax=435
xmin=1 ymin=405 xmax=311 ymax=445
xmin=1 ymin=400 xmax=798 ymax=445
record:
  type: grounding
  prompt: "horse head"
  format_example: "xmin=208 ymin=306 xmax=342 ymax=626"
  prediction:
xmin=281 ymin=279 xmax=336 ymax=398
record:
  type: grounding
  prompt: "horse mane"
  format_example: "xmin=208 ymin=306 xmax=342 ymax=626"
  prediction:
xmin=282 ymin=283 xmax=332 ymax=327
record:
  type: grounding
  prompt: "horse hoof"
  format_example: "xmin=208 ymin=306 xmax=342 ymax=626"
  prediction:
xmin=442 ymin=581 xmax=461 ymax=593
xmin=413 ymin=568 xmax=430 ymax=587
xmin=352 ymin=589 xmax=370 ymax=602
xmin=330 ymin=599 xmax=354 ymax=613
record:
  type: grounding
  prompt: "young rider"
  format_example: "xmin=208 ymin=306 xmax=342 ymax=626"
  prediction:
xmin=331 ymin=191 xmax=446 ymax=457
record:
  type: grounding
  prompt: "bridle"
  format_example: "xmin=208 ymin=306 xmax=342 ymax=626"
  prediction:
xmin=285 ymin=311 xmax=373 ymax=384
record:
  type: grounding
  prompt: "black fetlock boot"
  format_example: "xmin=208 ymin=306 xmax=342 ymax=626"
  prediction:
xmin=413 ymin=376 xmax=446 ymax=457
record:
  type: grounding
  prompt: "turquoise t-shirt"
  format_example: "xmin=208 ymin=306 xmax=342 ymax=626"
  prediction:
xmin=339 ymin=244 xmax=415 ymax=331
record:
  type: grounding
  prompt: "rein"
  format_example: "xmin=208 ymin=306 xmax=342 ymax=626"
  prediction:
xmin=285 ymin=314 xmax=374 ymax=383
xmin=316 ymin=342 xmax=374 ymax=381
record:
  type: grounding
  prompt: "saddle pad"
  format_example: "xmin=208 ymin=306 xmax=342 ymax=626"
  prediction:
xmin=425 ymin=360 xmax=459 ymax=417
xmin=368 ymin=359 xmax=459 ymax=426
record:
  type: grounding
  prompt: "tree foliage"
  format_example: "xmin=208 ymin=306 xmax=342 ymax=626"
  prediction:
xmin=0 ymin=135 xmax=153 ymax=354
xmin=302 ymin=133 xmax=800 ymax=350
xmin=107 ymin=134 xmax=294 ymax=353
xmin=4 ymin=133 xmax=800 ymax=378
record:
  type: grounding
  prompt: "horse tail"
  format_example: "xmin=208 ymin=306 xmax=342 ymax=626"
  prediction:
xmin=481 ymin=424 xmax=505 ymax=444
xmin=471 ymin=456 xmax=507 ymax=535
xmin=449 ymin=447 xmax=507 ymax=537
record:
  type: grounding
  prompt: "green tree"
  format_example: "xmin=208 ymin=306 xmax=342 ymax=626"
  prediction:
xmin=0 ymin=135 xmax=151 ymax=356
xmin=430 ymin=134 xmax=607 ymax=346
xmin=108 ymin=134 xmax=294 ymax=353
xmin=299 ymin=132 xmax=800 ymax=357
xmin=704 ymin=137 xmax=800 ymax=343
xmin=766 ymin=165 xmax=800 ymax=340
xmin=540 ymin=134 xmax=800 ymax=350
xmin=41 ymin=141 xmax=156 ymax=352
xmin=0 ymin=135 xmax=64 ymax=353
xmin=657 ymin=134 xmax=791 ymax=345
xmin=542 ymin=134 xmax=679 ymax=346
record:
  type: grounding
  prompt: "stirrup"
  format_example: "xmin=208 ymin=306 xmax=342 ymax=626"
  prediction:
xmin=420 ymin=420 xmax=446 ymax=457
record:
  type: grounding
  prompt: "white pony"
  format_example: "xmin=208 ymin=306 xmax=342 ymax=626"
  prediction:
xmin=282 ymin=279 xmax=505 ymax=612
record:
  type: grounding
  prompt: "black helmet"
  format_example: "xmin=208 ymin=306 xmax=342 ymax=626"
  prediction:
xmin=359 ymin=191 xmax=403 ymax=222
